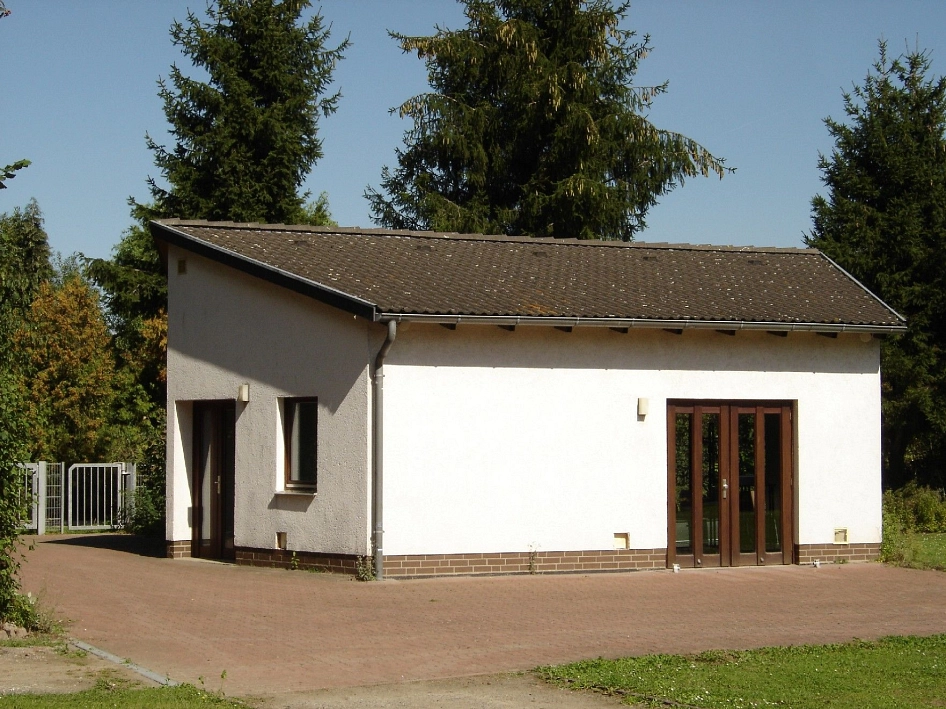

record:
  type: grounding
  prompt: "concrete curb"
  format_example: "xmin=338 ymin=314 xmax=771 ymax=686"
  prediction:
xmin=69 ymin=639 xmax=179 ymax=687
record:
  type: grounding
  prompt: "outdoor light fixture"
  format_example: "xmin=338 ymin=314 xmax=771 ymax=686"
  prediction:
xmin=637 ymin=397 xmax=649 ymax=418
xmin=238 ymin=383 xmax=250 ymax=402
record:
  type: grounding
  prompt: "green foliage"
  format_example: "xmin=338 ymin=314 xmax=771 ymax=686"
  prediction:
xmin=0 ymin=200 xmax=53 ymax=351
xmin=806 ymin=42 xmax=946 ymax=488
xmin=299 ymin=191 xmax=337 ymax=227
xmin=13 ymin=275 xmax=119 ymax=462
xmin=0 ymin=201 xmax=49 ymax=623
xmin=367 ymin=0 xmax=729 ymax=240
xmin=884 ymin=482 xmax=946 ymax=534
xmin=146 ymin=0 xmax=348 ymax=224
xmin=3 ymin=591 xmax=60 ymax=633
xmin=0 ymin=159 xmax=29 ymax=190
xmin=0 ymin=682 xmax=247 ymax=708
xmin=881 ymin=484 xmax=946 ymax=569
xmin=124 ymin=409 xmax=167 ymax=538
xmin=540 ymin=635 xmax=946 ymax=708
xmin=355 ymin=555 xmax=375 ymax=581
xmin=0 ymin=369 xmax=28 ymax=622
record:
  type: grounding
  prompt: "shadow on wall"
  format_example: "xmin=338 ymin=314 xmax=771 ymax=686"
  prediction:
xmin=384 ymin=323 xmax=880 ymax=376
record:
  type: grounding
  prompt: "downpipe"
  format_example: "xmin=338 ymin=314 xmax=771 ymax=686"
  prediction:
xmin=372 ymin=320 xmax=397 ymax=580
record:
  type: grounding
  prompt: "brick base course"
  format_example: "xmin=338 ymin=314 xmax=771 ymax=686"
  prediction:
xmin=796 ymin=543 xmax=881 ymax=564
xmin=382 ymin=548 xmax=668 ymax=578
xmin=166 ymin=540 xmax=191 ymax=559
xmin=170 ymin=541 xmax=879 ymax=574
xmin=235 ymin=547 xmax=360 ymax=575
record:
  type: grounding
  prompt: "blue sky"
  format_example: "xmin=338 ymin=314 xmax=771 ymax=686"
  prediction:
xmin=2 ymin=1 xmax=946 ymax=260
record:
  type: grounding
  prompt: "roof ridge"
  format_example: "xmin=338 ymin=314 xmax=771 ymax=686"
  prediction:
xmin=154 ymin=219 xmax=817 ymax=254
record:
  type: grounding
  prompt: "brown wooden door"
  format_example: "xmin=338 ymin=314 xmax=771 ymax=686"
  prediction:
xmin=193 ymin=401 xmax=236 ymax=560
xmin=668 ymin=402 xmax=793 ymax=568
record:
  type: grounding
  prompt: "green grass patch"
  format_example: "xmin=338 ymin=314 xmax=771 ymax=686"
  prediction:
xmin=911 ymin=532 xmax=946 ymax=570
xmin=0 ymin=681 xmax=247 ymax=708
xmin=539 ymin=634 xmax=946 ymax=708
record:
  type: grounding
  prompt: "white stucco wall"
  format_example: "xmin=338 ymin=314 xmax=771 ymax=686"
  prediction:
xmin=381 ymin=324 xmax=882 ymax=556
xmin=165 ymin=246 xmax=375 ymax=555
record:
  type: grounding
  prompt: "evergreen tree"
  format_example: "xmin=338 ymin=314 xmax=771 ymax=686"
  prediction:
xmin=366 ymin=0 xmax=729 ymax=240
xmin=146 ymin=0 xmax=348 ymax=224
xmin=0 ymin=201 xmax=52 ymax=354
xmin=87 ymin=1 xmax=348 ymax=534
xmin=806 ymin=42 xmax=946 ymax=489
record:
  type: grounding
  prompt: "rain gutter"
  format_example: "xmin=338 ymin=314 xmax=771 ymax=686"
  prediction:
xmin=376 ymin=313 xmax=907 ymax=335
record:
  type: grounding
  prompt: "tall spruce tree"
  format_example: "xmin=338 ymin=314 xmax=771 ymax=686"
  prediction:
xmin=366 ymin=0 xmax=729 ymax=240
xmin=806 ymin=42 xmax=946 ymax=489
xmin=90 ymin=0 xmax=347 ymax=410
xmin=86 ymin=1 xmax=347 ymax=533
xmin=146 ymin=0 xmax=348 ymax=223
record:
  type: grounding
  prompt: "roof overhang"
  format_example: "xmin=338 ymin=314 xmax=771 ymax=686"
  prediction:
xmin=378 ymin=312 xmax=907 ymax=335
xmin=151 ymin=220 xmax=378 ymax=321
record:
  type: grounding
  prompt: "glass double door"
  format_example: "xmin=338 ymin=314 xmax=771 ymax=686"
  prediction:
xmin=668 ymin=402 xmax=793 ymax=568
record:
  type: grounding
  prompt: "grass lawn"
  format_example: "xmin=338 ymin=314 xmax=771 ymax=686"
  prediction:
xmin=911 ymin=533 xmax=946 ymax=570
xmin=0 ymin=681 xmax=246 ymax=708
xmin=539 ymin=634 xmax=946 ymax=708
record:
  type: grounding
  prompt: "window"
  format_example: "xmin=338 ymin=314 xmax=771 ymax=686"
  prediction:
xmin=284 ymin=397 xmax=318 ymax=489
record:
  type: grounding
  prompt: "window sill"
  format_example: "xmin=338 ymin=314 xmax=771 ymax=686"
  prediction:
xmin=274 ymin=489 xmax=317 ymax=497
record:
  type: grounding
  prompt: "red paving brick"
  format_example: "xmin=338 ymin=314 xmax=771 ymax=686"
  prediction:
xmin=18 ymin=534 xmax=946 ymax=696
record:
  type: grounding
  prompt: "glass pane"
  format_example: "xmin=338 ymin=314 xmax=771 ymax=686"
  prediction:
xmin=221 ymin=407 xmax=236 ymax=543
xmin=738 ymin=413 xmax=756 ymax=554
xmin=764 ymin=413 xmax=783 ymax=553
xmin=200 ymin=409 xmax=213 ymax=542
xmin=674 ymin=413 xmax=692 ymax=555
xmin=290 ymin=400 xmax=318 ymax=485
xmin=702 ymin=413 xmax=720 ymax=555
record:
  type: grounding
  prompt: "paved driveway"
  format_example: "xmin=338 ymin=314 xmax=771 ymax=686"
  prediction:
xmin=18 ymin=535 xmax=946 ymax=697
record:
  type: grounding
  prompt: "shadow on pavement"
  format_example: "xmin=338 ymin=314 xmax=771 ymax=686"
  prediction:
xmin=43 ymin=533 xmax=166 ymax=558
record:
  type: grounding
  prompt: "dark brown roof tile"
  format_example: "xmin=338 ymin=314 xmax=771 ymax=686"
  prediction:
xmin=151 ymin=220 xmax=905 ymax=331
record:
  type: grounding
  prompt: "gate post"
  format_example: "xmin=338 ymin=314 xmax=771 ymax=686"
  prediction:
xmin=67 ymin=465 xmax=73 ymax=531
xmin=36 ymin=462 xmax=46 ymax=536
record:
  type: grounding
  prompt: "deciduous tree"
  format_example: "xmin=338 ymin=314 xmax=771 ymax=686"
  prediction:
xmin=14 ymin=276 xmax=117 ymax=463
xmin=367 ymin=0 xmax=729 ymax=240
xmin=806 ymin=42 xmax=946 ymax=488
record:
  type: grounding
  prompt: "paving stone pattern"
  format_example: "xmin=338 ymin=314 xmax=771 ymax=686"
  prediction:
xmin=19 ymin=535 xmax=946 ymax=697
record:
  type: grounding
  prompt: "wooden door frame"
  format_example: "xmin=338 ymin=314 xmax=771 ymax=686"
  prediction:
xmin=667 ymin=400 xmax=794 ymax=568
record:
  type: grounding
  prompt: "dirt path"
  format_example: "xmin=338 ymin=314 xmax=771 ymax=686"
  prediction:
xmin=0 ymin=644 xmax=158 ymax=696
xmin=0 ymin=644 xmax=619 ymax=707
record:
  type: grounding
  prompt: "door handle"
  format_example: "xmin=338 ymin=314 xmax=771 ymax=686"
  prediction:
xmin=722 ymin=479 xmax=729 ymax=499
xmin=216 ymin=476 xmax=221 ymax=494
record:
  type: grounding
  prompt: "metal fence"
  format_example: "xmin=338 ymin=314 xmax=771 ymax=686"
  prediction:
xmin=19 ymin=462 xmax=135 ymax=534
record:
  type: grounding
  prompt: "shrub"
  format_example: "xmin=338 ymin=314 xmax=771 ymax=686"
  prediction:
xmin=884 ymin=482 xmax=946 ymax=533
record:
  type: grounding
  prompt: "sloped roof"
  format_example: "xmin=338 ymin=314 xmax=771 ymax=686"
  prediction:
xmin=150 ymin=220 xmax=906 ymax=333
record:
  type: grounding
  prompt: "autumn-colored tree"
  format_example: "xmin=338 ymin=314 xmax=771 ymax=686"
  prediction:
xmin=14 ymin=276 xmax=117 ymax=463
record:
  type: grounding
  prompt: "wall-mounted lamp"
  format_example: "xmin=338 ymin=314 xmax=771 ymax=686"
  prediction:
xmin=238 ymin=383 xmax=250 ymax=402
xmin=637 ymin=397 xmax=649 ymax=418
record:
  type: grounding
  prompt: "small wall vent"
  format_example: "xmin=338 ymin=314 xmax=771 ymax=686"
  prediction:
xmin=833 ymin=527 xmax=849 ymax=544
xmin=613 ymin=532 xmax=629 ymax=550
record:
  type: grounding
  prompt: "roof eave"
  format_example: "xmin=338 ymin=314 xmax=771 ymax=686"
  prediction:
xmin=150 ymin=220 xmax=378 ymax=321
xmin=378 ymin=312 xmax=907 ymax=335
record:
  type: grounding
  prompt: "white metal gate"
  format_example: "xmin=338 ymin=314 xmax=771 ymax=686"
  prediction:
xmin=67 ymin=463 xmax=134 ymax=531
xmin=20 ymin=461 xmax=135 ymax=533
